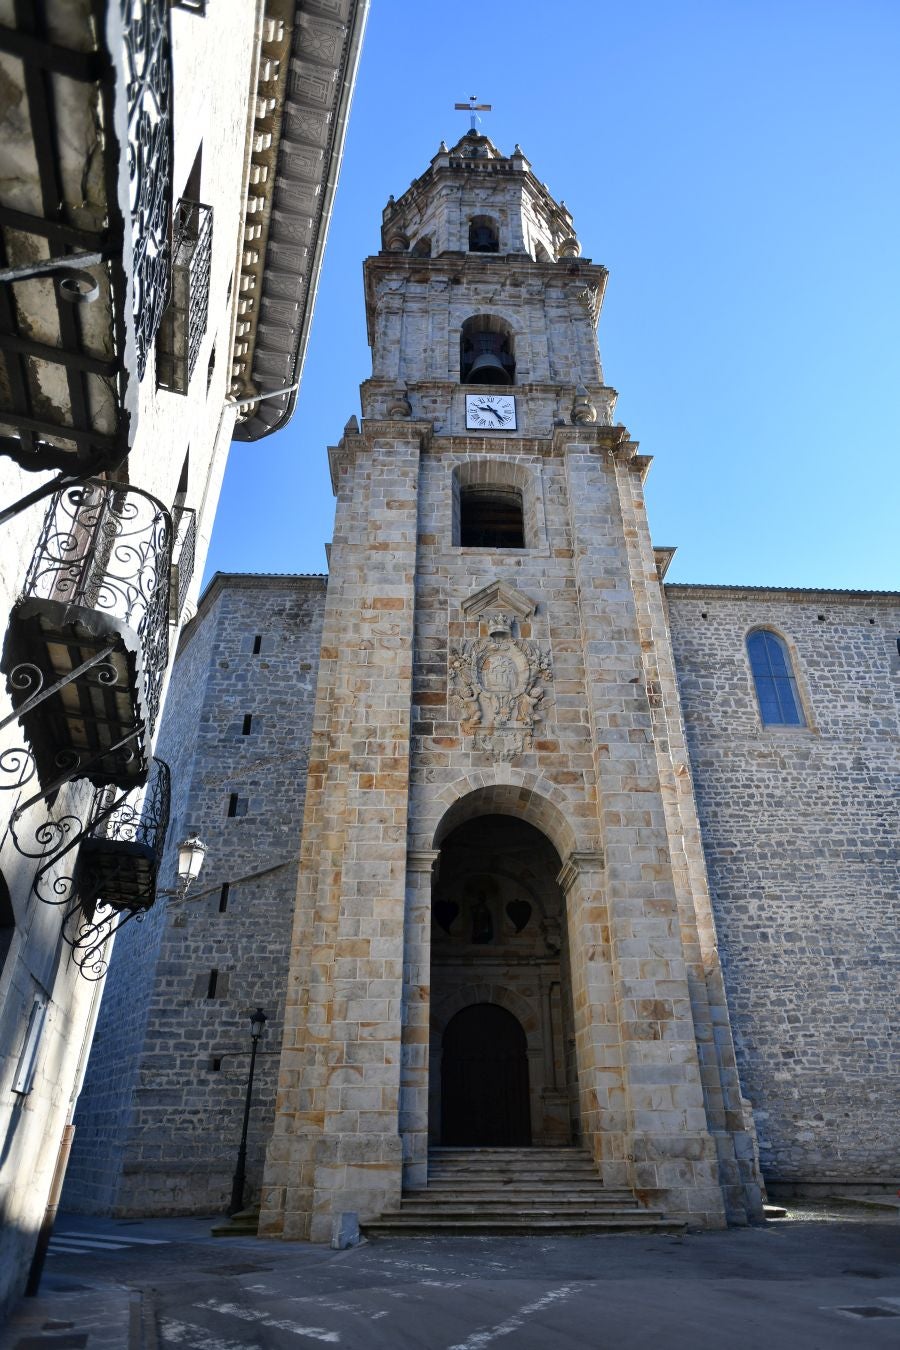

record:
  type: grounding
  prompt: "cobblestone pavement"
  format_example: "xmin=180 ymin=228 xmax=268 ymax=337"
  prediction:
xmin=3 ymin=1206 xmax=900 ymax=1349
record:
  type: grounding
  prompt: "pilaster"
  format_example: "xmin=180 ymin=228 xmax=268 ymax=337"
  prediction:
xmin=615 ymin=456 xmax=764 ymax=1222
xmin=399 ymin=848 xmax=439 ymax=1189
xmin=562 ymin=429 xmax=726 ymax=1226
xmin=259 ymin=419 xmax=425 ymax=1241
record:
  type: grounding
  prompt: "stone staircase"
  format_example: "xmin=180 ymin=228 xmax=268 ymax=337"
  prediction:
xmin=363 ymin=1147 xmax=684 ymax=1237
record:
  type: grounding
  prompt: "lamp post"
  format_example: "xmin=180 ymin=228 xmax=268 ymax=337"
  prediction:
xmin=229 ymin=1006 xmax=267 ymax=1215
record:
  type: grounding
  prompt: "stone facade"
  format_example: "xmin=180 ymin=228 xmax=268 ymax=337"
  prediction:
xmin=666 ymin=585 xmax=900 ymax=1194
xmin=257 ymin=132 xmax=764 ymax=1240
xmin=65 ymin=575 xmax=326 ymax=1214
xmin=67 ymin=132 xmax=898 ymax=1239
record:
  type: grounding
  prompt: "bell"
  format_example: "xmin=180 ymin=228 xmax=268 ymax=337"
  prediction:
xmin=468 ymin=351 xmax=512 ymax=385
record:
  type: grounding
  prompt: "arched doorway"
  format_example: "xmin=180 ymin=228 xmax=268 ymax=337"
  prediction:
xmin=441 ymin=1004 xmax=531 ymax=1146
xmin=428 ymin=813 xmax=580 ymax=1148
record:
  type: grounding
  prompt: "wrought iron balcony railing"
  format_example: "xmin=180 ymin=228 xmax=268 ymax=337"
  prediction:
xmin=156 ymin=200 xmax=214 ymax=394
xmin=70 ymin=757 xmax=171 ymax=980
xmin=169 ymin=508 xmax=197 ymax=624
xmin=1 ymin=481 xmax=172 ymax=790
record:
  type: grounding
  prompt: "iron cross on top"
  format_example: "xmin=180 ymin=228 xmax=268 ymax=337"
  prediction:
xmin=454 ymin=96 xmax=492 ymax=132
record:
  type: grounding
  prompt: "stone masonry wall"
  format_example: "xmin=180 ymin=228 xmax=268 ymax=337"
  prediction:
xmin=63 ymin=587 xmax=220 ymax=1212
xmin=67 ymin=575 xmax=326 ymax=1215
xmin=666 ymin=586 xmax=900 ymax=1189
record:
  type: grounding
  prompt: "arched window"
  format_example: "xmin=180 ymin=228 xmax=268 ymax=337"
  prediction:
xmin=469 ymin=216 xmax=499 ymax=252
xmin=412 ymin=236 xmax=431 ymax=258
xmin=746 ymin=629 xmax=806 ymax=726
xmin=459 ymin=486 xmax=524 ymax=548
xmin=460 ymin=314 xmax=515 ymax=385
xmin=453 ymin=459 xmax=537 ymax=549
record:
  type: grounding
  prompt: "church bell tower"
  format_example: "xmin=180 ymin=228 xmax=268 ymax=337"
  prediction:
xmin=259 ymin=130 xmax=764 ymax=1240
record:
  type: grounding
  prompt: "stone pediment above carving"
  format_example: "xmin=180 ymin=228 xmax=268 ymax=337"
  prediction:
xmin=460 ymin=581 xmax=537 ymax=624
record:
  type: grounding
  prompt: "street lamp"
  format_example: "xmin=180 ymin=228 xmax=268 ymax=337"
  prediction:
xmin=229 ymin=1006 xmax=267 ymax=1216
xmin=176 ymin=835 xmax=207 ymax=891
xmin=158 ymin=835 xmax=208 ymax=901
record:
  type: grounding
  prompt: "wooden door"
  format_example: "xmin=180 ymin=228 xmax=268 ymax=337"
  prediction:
xmin=441 ymin=1003 xmax=531 ymax=1146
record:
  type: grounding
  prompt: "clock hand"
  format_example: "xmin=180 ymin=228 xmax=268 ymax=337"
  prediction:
xmin=477 ymin=402 xmax=502 ymax=423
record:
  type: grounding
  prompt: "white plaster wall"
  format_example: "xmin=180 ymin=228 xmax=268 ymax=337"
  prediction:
xmin=0 ymin=0 xmax=260 ymax=1313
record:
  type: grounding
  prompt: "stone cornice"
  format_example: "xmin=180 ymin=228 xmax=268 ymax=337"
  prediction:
xmin=557 ymin=849 xmax=606 ymax=893
xmin=407 ymin=849 xmax=440 ymax=875
xmin=176 ymin=570 xmax=327 ymax=657
xmin=363 ymin=253 xmax=608 ymax=349
xmin=327 ymin=418 xmax=433 ymax=493
xmin=665 ymin=583 xmax=900 ymax=604
xmin=654 ymin=547 xmax=678 ymax=580
xmin=232 ymin=0 xmax=369 ymax=442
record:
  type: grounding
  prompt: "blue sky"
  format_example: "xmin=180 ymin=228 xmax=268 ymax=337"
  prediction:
xmin=204 ymin=0 xmax=900 ymax=590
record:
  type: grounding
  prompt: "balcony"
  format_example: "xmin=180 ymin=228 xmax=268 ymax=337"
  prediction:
xmin=0 ymin=0 xmax=173 ymax=490
xmin=156 ymin=200 xmax=214 ymax=394
xmin=169 ymin=508 xmax=197 ymax=624
xmin=70 ymin=758 xmax=171 ymax=980
xmin=79 ymin=758 xmax=171 ymax=917
xmin=1 ymin=481 xmax=172 ymax=790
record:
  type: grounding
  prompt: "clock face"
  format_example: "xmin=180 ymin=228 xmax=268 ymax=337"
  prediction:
xmin=465 ymin=393 xmax=517 ymax=431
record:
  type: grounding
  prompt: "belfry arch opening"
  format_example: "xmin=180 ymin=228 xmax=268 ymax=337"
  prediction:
xmin=460 ymin=314 xmax=515 ymax=385
xmin=468 ymin=215 xmax=499 ymax=252
xmin=429 ymin=813 xmax=580 ymax=1148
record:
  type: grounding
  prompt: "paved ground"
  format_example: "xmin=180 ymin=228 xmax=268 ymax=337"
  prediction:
xmin=3 ymin=1204 xmax=900 ymax=1349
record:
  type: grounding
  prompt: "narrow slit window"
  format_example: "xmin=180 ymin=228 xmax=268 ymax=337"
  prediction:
xmin=218 ymin=883 xmax=230 ymax=913
xmin=226 ymin=793 xmax=247 ymax=818
xmin=241 ymin=714 xmax=253 ymax=736
xmin=252 ymin=635 xmax=263 ymax=655
xmin=207 ymin=969 xmax=218 ymax=999
xmin=459 ymin=486 xmax=525 ymax=548
xmin=747 ymin=630 xmax=806 ymax=726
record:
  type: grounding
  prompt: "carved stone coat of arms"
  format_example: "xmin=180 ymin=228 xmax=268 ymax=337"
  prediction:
xmin=449 ymin=610 xmax=552 ymax=762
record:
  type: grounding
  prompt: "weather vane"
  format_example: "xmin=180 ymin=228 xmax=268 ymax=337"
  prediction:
xmin=454 ymin=95 xmax=492 ymax=132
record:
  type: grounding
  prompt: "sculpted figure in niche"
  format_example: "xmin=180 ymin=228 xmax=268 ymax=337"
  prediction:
xmin=471 ymin=894 xmax=494 ymax=944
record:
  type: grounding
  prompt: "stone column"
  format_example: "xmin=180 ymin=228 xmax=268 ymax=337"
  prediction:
xmin=399 ymin=848 xmax=438 ymax=1189
xmin=561 ymin=428 xmax=726 ymax=1226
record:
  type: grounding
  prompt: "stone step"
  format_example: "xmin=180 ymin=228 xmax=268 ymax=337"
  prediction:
xmin=210 ymin=1207 xmax=260 ymax=1238
xmin=364 ymin=1145 xmax=676 ymax=1238
xmin=420 ymin=1185 xmax=635 ymax=1200
xmin=427 ymin=1160 xmax=615 ymax=1171
xmin=394 ymin=1202 xmax=664 ymax=1217
xmin=428 ymin=1170 xmax=603 ymax=1184
xmin=428 ymin=1153 xmax=592 ymax=1165
xmin=364 ymin=1215 xmax=685 ymax=1237
xmin=402 ymin=1194 xmax=641 ymax=1208
xmin=428 ymin=1163 xmax=601 ymax=1174
xmin=428 ymin=1147 xmax=589 ymax=1155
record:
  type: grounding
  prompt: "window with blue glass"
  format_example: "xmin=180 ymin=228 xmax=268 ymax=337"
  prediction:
xmin=746 ymin=629 xmax=806 ymax=726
